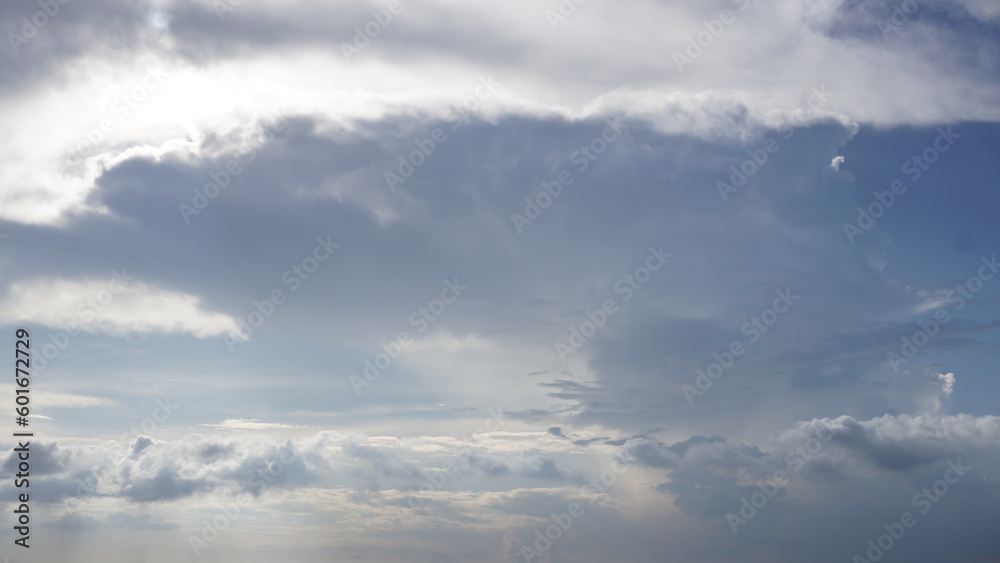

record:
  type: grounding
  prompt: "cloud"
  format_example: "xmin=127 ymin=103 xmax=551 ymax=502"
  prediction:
xmin=120 ymin=466 xmax=210 ymax=502
xmin=935 ymin=0 xmax=1000 ymax=20
xmin=201 ymin=419 xmax=314 ymax=431
xmin=464 ymin=451 xmax=570 ymax=481
xmin=0 ymin=384 xmax=116 ymax=410
xmin=1 ymin=1 xmax=999 ymax=560
xmin=0 ymin=412 xmax=993 ymax=561
xmin=0 ymin=275 xmax=242 ymax=338
xmin=782 ymin=413 xmax=1000 ymax=472
xmin=1 ymin=0 xmax=1000 ymax=226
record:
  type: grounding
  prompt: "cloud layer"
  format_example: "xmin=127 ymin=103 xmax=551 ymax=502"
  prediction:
xmin=2 ymin=0 xmax=1000 ymax=561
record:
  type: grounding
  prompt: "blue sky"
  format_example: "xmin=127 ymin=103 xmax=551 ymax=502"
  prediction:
xmin=1 ymin=0 xmax=1000 ymax=561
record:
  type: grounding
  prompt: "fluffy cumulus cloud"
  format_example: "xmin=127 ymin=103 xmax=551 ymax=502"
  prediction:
xmin=1 ymin=0 xmax=999 ymax=561
xmin=7 ymin=414 xmax=998 ymax=561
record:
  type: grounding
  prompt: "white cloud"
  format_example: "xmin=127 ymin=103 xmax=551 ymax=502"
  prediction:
xmin=1 ymin=0 xmax=999 ymax=225
xmin=202 ymin=419 xmax=314 ymax=431
xmin=0 ymin=275 xmax=241 ymax=338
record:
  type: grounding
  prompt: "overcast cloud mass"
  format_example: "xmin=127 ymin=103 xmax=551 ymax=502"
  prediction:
xmin=1 ymin=0 xmax=1000 ymax=561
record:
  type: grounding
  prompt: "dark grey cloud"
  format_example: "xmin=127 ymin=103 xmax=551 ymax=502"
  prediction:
xmin=120 ymin=466 xmax=210 ymax=502
xmin=2 ymin=440 xmax=65 ymax=476
xmin=464 ymin=451 xmax=569 ymax=481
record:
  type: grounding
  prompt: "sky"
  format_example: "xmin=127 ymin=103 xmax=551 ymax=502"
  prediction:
xmin=1 ymin=0 xmax=1000 ymax=561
